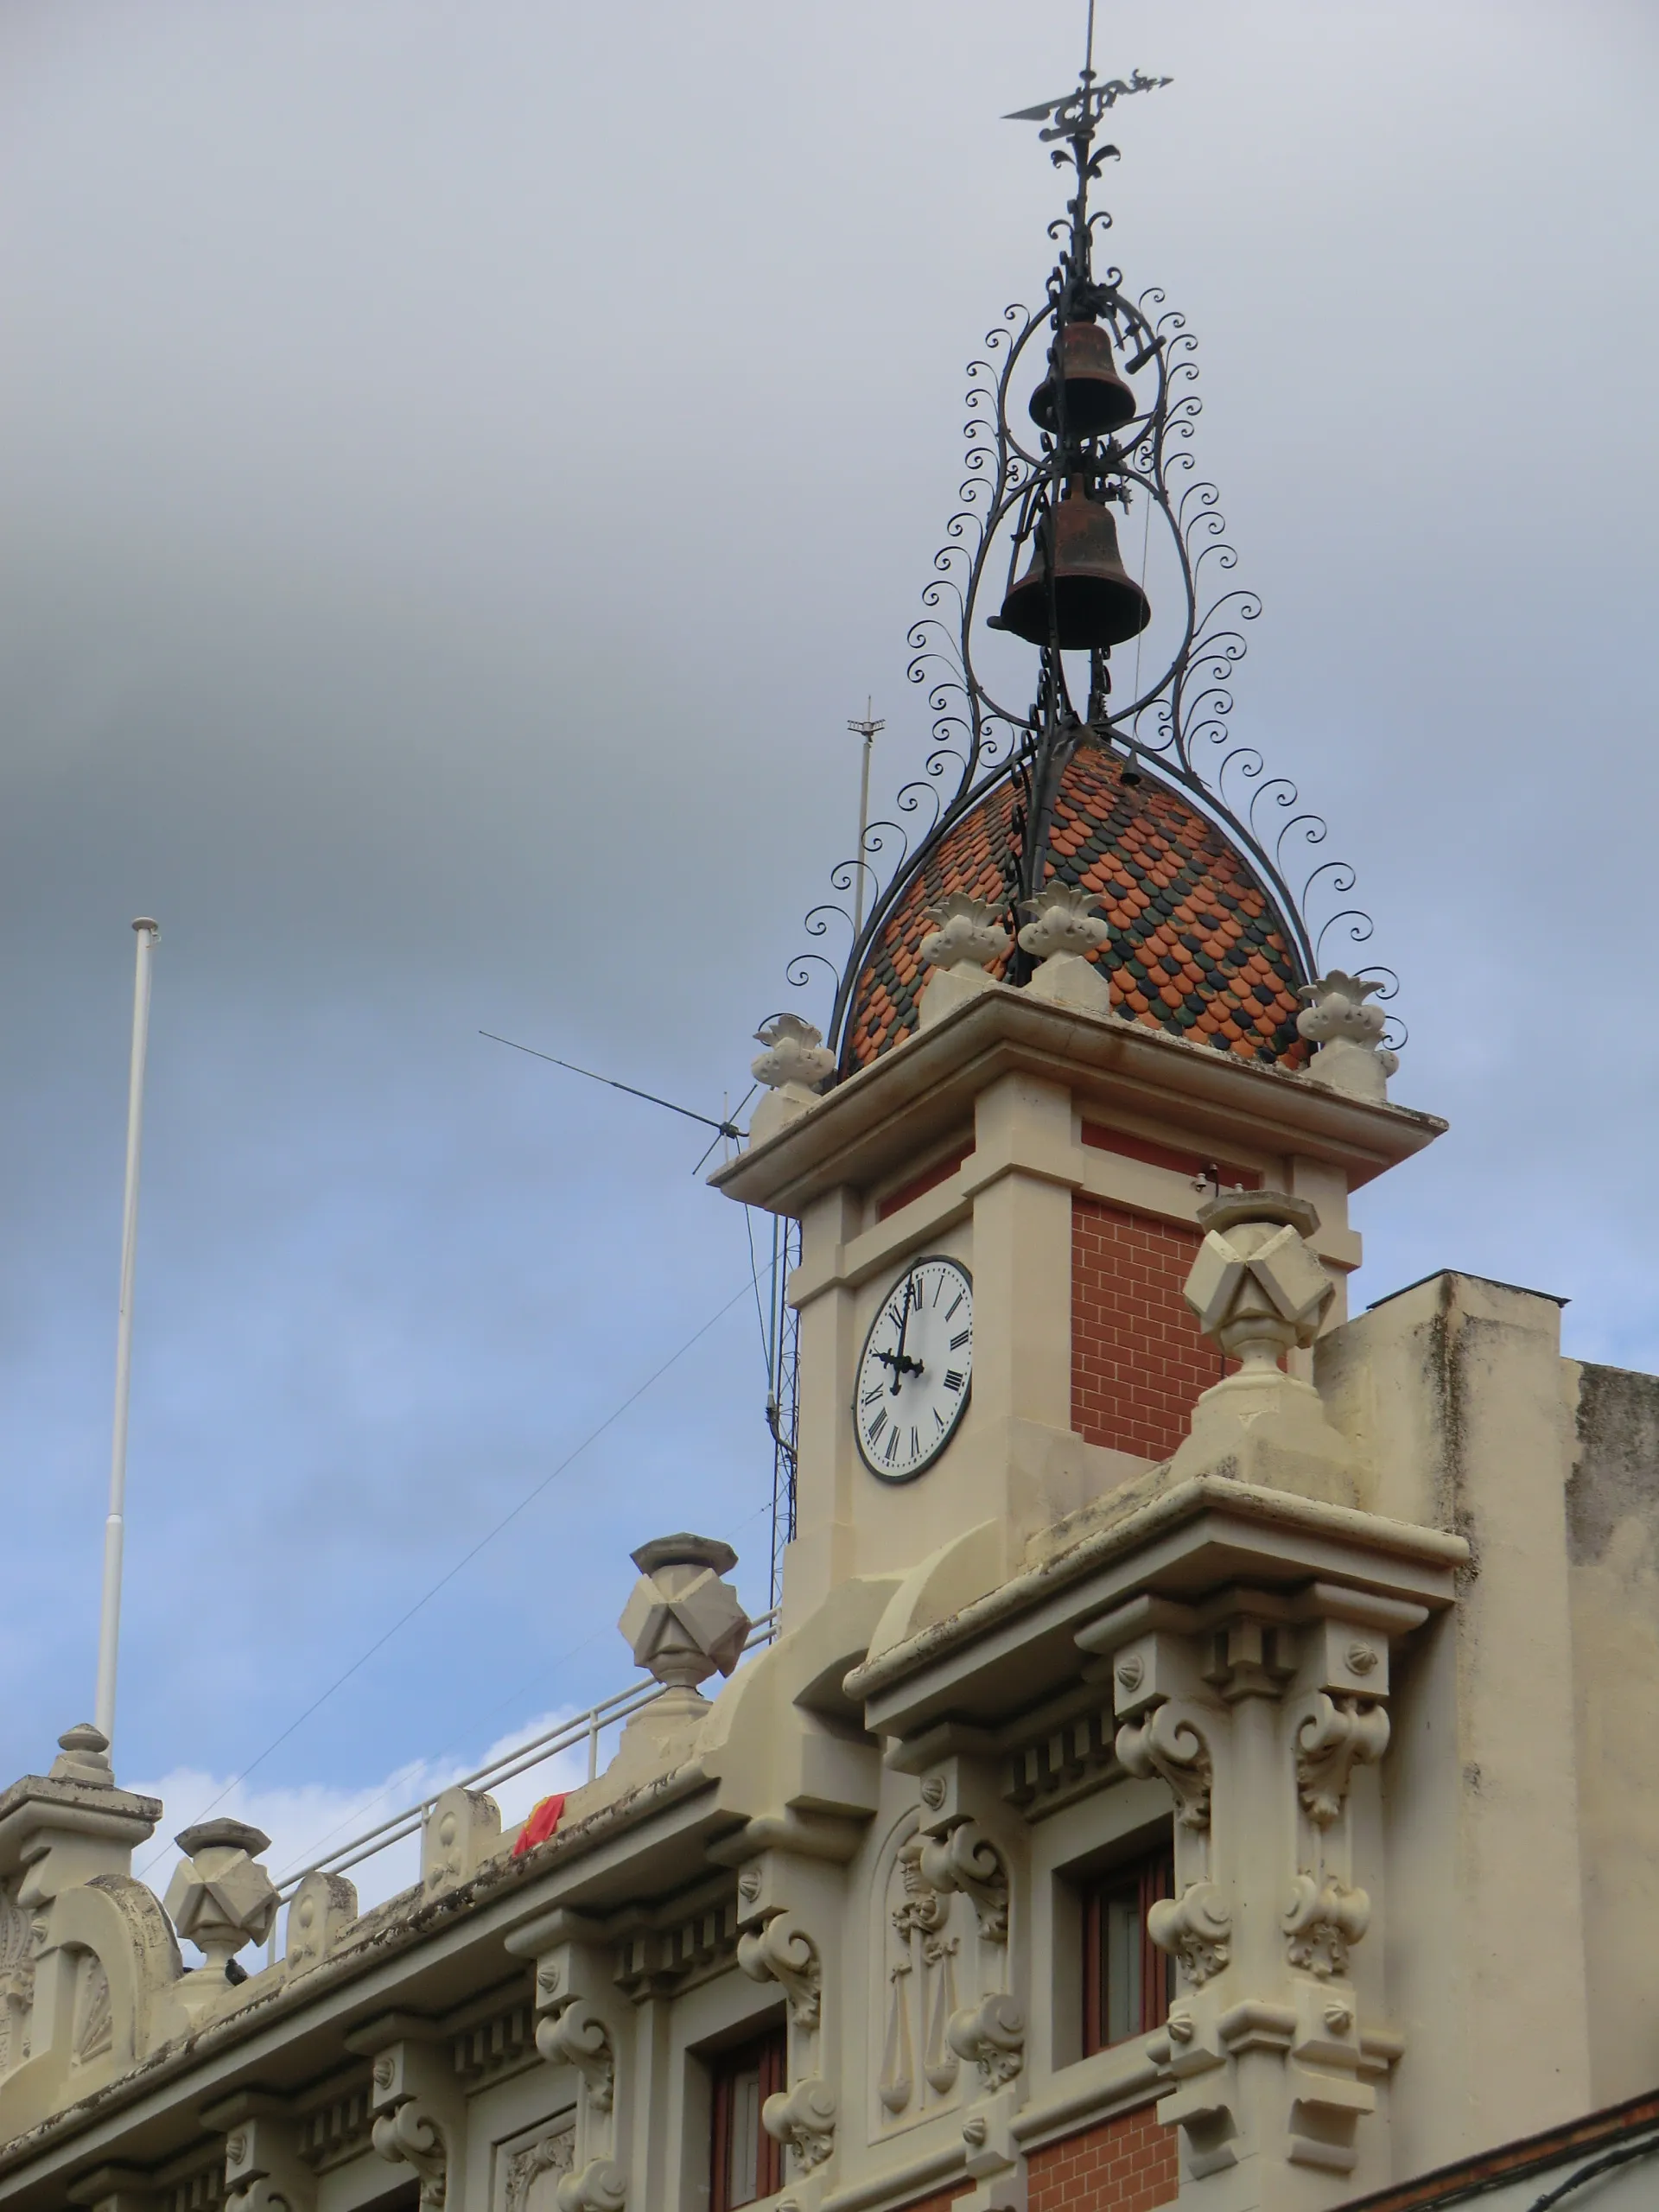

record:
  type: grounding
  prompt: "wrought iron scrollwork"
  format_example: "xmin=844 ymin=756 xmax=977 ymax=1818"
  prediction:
xmin=789 ymin=60 xmax=1392 ymax=1078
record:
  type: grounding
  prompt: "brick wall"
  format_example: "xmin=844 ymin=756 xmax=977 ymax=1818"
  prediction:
xmin=1027 ymin=2102 xmax=1180 ymax=2212
xmin=1072 ymin=1195 xmax=1225 ymax=1462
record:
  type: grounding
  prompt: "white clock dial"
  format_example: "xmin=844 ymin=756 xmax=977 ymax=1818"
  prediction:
xmin=853 ymin=1255 xmax=974 ymax=1482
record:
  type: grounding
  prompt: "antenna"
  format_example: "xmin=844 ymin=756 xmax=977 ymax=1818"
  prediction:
xmin=479 ymin=1028 xmax=797 ymax=1605
xmin=846 ymin=700 xmax=885 ymax=940
xmin=480 ymin=1032 xmax=745 ymax=1147
xmin=95 ymin=918 xmax=160 ymax=1749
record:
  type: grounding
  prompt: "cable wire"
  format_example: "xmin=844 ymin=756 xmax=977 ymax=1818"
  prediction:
xmin=137 ymin=1272 xmax=759 ymax=1875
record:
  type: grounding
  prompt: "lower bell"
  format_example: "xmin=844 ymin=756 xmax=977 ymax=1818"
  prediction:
xmin=1029 ymin=321 xmax=1137 ymax=439
xmin=998 ymin=490 xmax=1152 ymax=651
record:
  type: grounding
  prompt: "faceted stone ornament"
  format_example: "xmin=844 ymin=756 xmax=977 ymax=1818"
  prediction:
xmin=1170 ymin=1192 xmax=1355 ymax=1503
xmin=619 ymin=1535 xmax=750 ymax=1698
xmin=162 ymin=1820 xmax=278 ymax=1980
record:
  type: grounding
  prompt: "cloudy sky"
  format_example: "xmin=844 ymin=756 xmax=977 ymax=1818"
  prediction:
xmin=2 ymin=0 xmax=1655 ymax=1896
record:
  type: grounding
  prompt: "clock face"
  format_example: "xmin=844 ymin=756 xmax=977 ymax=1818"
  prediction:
xmin=853 ymin=1255 xmax=974 ymax=1482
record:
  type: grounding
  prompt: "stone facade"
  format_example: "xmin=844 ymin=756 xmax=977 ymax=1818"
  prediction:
xmin=4 ymin=976 xmax=1657 ymax=2212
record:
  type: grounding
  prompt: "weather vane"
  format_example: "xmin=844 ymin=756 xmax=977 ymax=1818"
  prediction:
xmin=1003 ymin=0 xmax=1170 ymax=155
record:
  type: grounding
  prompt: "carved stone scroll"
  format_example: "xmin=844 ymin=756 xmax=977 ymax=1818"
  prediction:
xmin=1283 ymin=1875 xmax=1371 ymax=1980
xmin=1147 ymin=1881 xmax=1233 ymax=1986
xmin=762 ymin=2076 xmax=838 ymax=2173
xmin=1294 ymin=1695 xmax=1389 ymax=1827
xmin=916 ymin=1822 xmax=1009 ymax=1942
xmin=944 ymin=1992 xmax=1026 ymax=2090
xmin=535 ymin=2004 xmax=615 ymax=2113
xmin=736 ymin=1910 xmax=822 ymax=2029
xmin=1115 ymin=1700 xmax=1214 ymax=1831
xmin=372 ymin=2099 xmax=448 ymax=2209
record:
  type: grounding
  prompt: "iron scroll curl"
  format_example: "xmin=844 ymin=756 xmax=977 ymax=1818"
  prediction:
xmin=787 ymin=70 xmax=1389 ymax=1077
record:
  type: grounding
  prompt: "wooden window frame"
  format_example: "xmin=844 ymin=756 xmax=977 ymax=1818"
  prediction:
xmin=709 ymin=2024 xmax=787 ymax=2212
xmin=1081 ymin=1836 xmax=1176 ymax=2056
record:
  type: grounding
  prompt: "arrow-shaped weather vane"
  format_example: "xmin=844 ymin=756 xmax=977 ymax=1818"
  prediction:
xmin=1003 ymin=67 xmax=1172 ymax=147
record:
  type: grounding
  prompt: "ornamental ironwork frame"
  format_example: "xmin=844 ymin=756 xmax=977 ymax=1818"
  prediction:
xmin=790 ymin=64 xmax=1397 ymax=1077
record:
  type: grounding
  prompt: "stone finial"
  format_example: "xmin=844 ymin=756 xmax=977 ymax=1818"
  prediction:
xmin=162 ymin=1820 xmax=278 ymax=1980
xmin=0 ymin=1726 xmax=162 ymax=1907
xmin=619 ymin=1535 xmax=751 ymax=1707
xmin=1296 ymin=971 xmax=1400 ymax=1104
xmin=1016 ymin=884 xmax=1114 ymax=1014
xmin=1184 ymin=1191 xmax=1333 ymax=1370
xmin=49 ymin=1723 xmax=115 ymax=1787
xmin=747 ymin=1014 xmax=835 ymax=1148
xmin=917 ymin=895 xmax=1009 ymax=1029
xmin=1169 ymin=1191 xmax=1355 ymax=1502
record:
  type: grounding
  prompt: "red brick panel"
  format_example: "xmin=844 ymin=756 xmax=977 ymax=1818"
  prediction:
xmin=1081 ymin=1121 xmax=1261 ymax=1190
xmin=1072 ymin=1195 xmax=1224 ymax=1463
xmin=1027 ymin=2102 xmax=1180 ymax=2212
xmin=877 ymin=1138 xmax=975 ymax=1221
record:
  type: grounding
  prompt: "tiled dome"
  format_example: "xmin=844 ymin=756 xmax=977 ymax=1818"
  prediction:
xmin=846 ymin=745 xmax=1309 ymax=1071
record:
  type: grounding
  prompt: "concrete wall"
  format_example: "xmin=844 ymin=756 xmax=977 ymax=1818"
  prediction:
xmin=1566 ymin=1360 xmax=1659 ymax=2107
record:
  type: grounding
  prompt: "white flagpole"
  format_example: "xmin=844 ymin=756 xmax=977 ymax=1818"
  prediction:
xmin=94 ymin=918 xmax=161 ymax=1748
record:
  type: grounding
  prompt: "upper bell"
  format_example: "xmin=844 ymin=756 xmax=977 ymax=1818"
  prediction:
xmin=1028 ymin=321 xmax=1137 ymax=440
xmin=997 ymin=488 xmax=1152 ymax=651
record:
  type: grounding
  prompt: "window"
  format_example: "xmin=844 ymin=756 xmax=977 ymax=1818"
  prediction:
xmin=709 ymin=2026 xmax=786 ymax=2211
xmin=1081 ymin=1837 xmax=1175 ymax=2055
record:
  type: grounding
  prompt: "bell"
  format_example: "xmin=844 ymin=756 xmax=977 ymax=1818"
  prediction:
xmin=1028 ymin=321 xmax=1136 ymax=439
xmin=997 ymin=489 xmax=1152 ymax=651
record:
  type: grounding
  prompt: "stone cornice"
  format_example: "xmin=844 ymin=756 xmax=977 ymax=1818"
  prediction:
xmin=844 ymin=1475 xmax=1467 ymax=1741
xmin=712 ymin=984 xmax=1445 ymax=1216
xmin=0 ymin=1759 xmax=728 ymax=2194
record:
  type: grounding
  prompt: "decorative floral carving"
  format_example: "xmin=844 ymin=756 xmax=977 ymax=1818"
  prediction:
xmin=1147 ymin=1881 xmax=1233 ymax=1986
xmin=69 ymin=1953 xmax=112 ymax=2064
xmin=1297 ymin=972 xmax=1400 ymax=1103
xmin=372 ymin=2099 xmax=449 ymax=2209
xmin=1295 ymin=1695 xmax=1389 ymax=1827
xmin=920 ymin=894 xmax=1009 ymax=974
xmin=1283 ymin=1874 xmax=1371 ymax=1979
xmin=880 ymin=1835 xmax=963 ymax=2118
xmin=505 ymin=2125 xmax=575 ymax=2212
xmin=1016 ymin=884 xmax=1109 ymax=959
xmin=762 ymin=2076 xmax=838 ymax=2172
xmin=751 ymin=1014 xmax=836 ymax=1093
xmin=736 ymin=1910 xmax=822 ymax=2029
xmin=944 ymin=1992 xmax=1026 ymax=2090
xmin=0 ymin=1896 xmax=38 ymax=2079
xmin=917 ymin=1821 xmax=1009 ymax=1942
xmin=1116 ymin=1701 xmax=1214 ymax=1830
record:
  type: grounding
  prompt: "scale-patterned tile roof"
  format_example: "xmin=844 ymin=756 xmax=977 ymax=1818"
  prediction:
xmin=845 ymin=745 xmax=1309 ymax=1071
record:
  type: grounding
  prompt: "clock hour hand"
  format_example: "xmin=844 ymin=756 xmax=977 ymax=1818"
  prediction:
xmin=887 ymin=1274 xmax=924 ymax=1394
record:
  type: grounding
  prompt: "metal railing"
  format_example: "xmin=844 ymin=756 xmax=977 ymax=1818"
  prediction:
xmin=260 ymin=1609 xmax=779 ymax=1965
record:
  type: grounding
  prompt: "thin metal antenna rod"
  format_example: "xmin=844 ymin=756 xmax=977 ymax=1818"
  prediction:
xmin=95 ymin=918 xmax=160 ymax=1747
xmin=480 ymin=1032 xmax=743 ymax=1140
xmin=846 ymin=700 xmax=885 ymax=940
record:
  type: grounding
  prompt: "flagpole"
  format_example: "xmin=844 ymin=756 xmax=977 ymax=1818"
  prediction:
xmin=846 ymin=699 xmax=885 ymax=940
xmin=94 ymin=918 xmax=160 ymax=1748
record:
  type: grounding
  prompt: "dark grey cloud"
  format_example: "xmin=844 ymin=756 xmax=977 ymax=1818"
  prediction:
xmin=3 ymin=0 xmax=1656 ymax=1794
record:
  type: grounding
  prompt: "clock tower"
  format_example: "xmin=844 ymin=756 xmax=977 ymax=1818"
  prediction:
xmin=713 ymin=76 xmax=1441 ymax=1636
